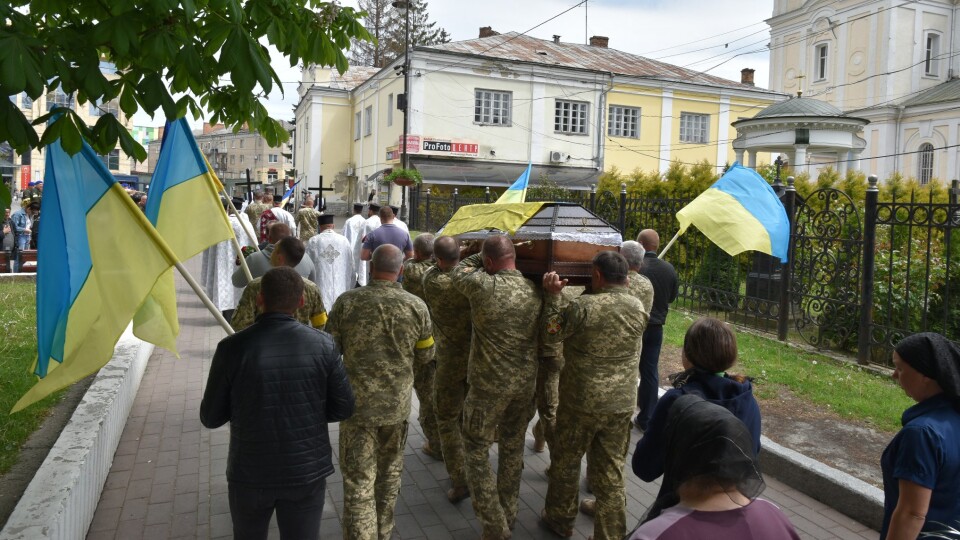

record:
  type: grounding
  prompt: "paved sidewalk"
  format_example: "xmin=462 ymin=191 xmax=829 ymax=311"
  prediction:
xmin=85 ymin=256 xmax=879 ymax=539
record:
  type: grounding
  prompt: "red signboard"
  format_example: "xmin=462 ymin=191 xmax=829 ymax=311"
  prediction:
xmin=20 ymin=165 xmax=31 ymax=190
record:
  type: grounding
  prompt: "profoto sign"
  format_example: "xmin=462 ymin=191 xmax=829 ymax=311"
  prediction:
xmin=401 ymin=136 xmax=479 ymax=158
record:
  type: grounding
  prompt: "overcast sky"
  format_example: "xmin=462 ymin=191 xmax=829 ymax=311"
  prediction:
xmin=138 ymin=0 xmax=774 ymax=129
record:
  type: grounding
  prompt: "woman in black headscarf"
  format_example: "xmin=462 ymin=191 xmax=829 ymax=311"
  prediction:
xmin=628 ymin=394 xmax=798 ymax=539
xmin=881 ymin=332 xmax=960 ymax=539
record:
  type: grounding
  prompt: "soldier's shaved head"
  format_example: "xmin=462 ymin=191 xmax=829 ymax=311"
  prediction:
xmin=413 ymin=233 xmax=435 ymax=261
xmin=482 ymin=235 xmax=515 ymax=261
xmin=434 ymin=236 xmax=460 ymax=263
xmin=372 ymin=244 xmax=404 ymax=277
xmin=637 ymin=229 xmax=660 ymax=252
xmin=620 ymin=241 xmax=645 ymax=271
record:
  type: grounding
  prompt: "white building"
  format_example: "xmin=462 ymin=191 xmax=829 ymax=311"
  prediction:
xmin=768 ymin=0 xmax=960 ymax=182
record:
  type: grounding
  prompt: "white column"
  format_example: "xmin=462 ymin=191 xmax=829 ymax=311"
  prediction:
xmin=795 ymin=145 xmax=808 ymax=175
xmin=735 ymin=149 xmax=745 ymax=163
xmin=838 ymin=151 xmax=849 ymax=175
xmin=748 ymin=150 xmax=758 ymax=169
xmin=659 ymin=90 xmax=673 ymax=174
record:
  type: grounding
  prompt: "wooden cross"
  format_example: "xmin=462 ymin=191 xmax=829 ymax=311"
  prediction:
xmin=307 ymin=175 xmax=334 ymax=211
xmin=234 ymin=169 xmax=260 ymax=200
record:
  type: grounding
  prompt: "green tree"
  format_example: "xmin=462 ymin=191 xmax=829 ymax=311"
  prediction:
xmin=0 ymin=1 xmax=371 ymax=163
xmin=383 ymin=0 xmax=451 ymax=62
xmin=351 ymin=0 xmax=394 ymax=67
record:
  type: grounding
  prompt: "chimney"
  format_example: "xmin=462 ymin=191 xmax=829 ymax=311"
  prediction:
xmin=479 ymin=26 xmax=499 ymax=38
xmin=589 ymin=36 xmax=609 ymax=48
xmin=553 ymin=35 xmax=561 ymax=44
xmin=740 ymin=68 xmax=756 ymax=86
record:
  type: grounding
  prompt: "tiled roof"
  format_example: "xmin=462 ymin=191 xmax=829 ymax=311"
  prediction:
xmin=421 ymin=32 xmax=778 ymax=93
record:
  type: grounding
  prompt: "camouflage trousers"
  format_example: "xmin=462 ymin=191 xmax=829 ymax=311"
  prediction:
xmin=434 ymin=354 xmax=469 ymax=488
xmin=533 ymin=355 xmax=563 ymax=451
xmin=462 ymin=391 xmax=536 ymax=539
xmin=339 ymin=420 xmax=408 ymax=540
xmin=543 ymin=407 xmax=632 ymax=540
xmin=414 ymin=360 xmax=440 ymax=447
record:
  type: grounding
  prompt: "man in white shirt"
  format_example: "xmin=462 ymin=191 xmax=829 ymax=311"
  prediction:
xmin=306 ymin=214 xmax=355 ymax=312
xmin=390 ymin=205 xmax=409 ymax=234
xmin=357 ymin=203 xmax=381 ymax=286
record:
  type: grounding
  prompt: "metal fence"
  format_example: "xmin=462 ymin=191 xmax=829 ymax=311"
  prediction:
xmin=408 ymin=178 xmax=960 ymax=367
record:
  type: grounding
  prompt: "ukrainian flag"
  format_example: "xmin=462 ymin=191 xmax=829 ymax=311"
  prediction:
xmin=13 ymin=140 xmax=180 ymax=412
xmin=134 ymin=118 xmax=236 ymax=349
xmin=676 ymin=163 xmax=790 ymax=262
xmin=280 ymin=180 xmax=301 ymax=208
xmin=495 ymin=163 xmax=532 ymax=204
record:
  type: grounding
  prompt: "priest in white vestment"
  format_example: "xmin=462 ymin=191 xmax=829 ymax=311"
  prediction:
xmin=389 ymin=205 xmax=409 ymax=233
xmin=306 ymin=214 xmax=355 ymax=311
xmin=356 ymin=202 xmax=382 ymax=286
xmin=200 ymin=205 xmax=248 ymax=321
xmin=343 ymin=203 xmax=367 ymax=286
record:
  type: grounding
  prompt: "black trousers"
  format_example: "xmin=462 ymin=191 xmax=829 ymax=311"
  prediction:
xmin=228 ymin=478 xmax=326 ymax=540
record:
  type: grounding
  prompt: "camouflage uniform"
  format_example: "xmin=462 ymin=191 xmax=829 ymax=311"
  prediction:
xmin=627 ymin=270 xmax=655 ymax=399
xmin=533 ymin=286 xmax=583 ymax=452
xmin=244 ymin=201 xmax=268 ymax=229
xmin=326 ymin=280 xmax=435 ymax=540
xmin=230 ymin=276 xmax=327 ymax=331
xmin=295 ymin=207 xmax=322 ymax=242
xmin=421 ymin=265 xmax=472 ymax=490
xmin=453 ymin=253 xmax=541 ymax=539
xmin=401 ymin=258 xmax=441 ymax=452
xmin=541 ymin=287 xmax=649 ymax=540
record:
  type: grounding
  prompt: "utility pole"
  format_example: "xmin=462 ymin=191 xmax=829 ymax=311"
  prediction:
xmin=393 ymin=0 xmax=411 ymax=222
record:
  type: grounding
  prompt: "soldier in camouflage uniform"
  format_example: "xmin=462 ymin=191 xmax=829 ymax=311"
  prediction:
xmin=421 ymin=236 xmax=473 ymax=503
xmin=539 ymin=251 xmax=649 ymax=540
xmin=295 ymin=196 xmax=322 ymax=242
xmin=244 ymin=193 xmax=270 ymax=230
xmin=453 ymin=236 xmax=542 ymax=540
xmin=326 ymin=244 xmax=435 ymax=540
xmin=231 ymin=237 xmax=327 ymax=331
xmin=621 ymin=241 xmax=655 ymax=317
xmin=533 ymin=285 xmax=583 ymax=454
xmin=400 ymin=234 xmax=442 ymax=460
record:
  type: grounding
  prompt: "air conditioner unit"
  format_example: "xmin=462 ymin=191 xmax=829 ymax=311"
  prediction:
xmin=346 ymin=164 xmax=356 ymax=176
xmin=550 ymin=151 xmax=569 ymax=163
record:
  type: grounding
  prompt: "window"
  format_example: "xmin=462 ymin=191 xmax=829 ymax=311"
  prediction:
xmin=21 ymin=92 xmax=32 ymax=110
xmin=387 ymin=94 xmax=394 ymax=127
xmin=354 ymin=111 xmax=361 ymax=140
xmin=239 ymin=139 xmax=244 ymax=148
xmin=475 ymin=90 xmax=512 ymax=126
xmin=230 ymin=155 xmax=236 ymax=164
xmin=99 ymin=149 xmax=119 ymax=170
xmin=925 ymin=33 xmax=941 ymax=77
xmin=679 ymin=113 xmax=710 ymax=143
xmin=607 ymin=106 xmax=640 ymax=138
xmin=919 ymin=143 xmax=934 ymax=185
xmin=46 ymin=88 xmax=73 ymax=111
xmin=89 ymin=100 xmax=119 ymax=117
xmin=267 ymin=171 xmax=278 ymax=182
xmin=815 ymin=43 xmax=829 ymax=81
xmin=268 ymin=154 xmax=278 ymax=163
xmin=554 ymin=100 xmax=589 ymax=135
xmin=239 ymin=155 xmax=244 ymax=163
xmin=364 ymin=106 xmax=373 ymax=136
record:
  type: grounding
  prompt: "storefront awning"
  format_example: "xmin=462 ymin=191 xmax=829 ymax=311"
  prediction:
xmin=410 ymin=158 xmax=601 ymax=190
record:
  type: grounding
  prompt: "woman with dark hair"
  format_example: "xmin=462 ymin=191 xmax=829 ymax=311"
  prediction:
xmin=628 ymin=395 xmax=798 ymax=538
xmin=632 ymin=317 xmax=761 ymax=483
xmin=881 ymin=332 xmax=960 ymax=539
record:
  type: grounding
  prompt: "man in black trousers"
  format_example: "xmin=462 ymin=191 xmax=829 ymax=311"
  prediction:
xmin=634 ymin=229 xmax=679 ymax=431
xmin=201 ymin=266 xmax=355 ymax=540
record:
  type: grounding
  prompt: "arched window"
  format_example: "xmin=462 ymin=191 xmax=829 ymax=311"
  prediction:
xmin=918 ymin=143 xmax=934 ymax=185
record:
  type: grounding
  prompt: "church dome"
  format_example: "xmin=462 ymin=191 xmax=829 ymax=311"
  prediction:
xmin=753 ymin=97 xmax=843 ymax=119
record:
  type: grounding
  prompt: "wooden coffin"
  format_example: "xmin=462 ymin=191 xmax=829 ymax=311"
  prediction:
xmin=456 ymin=203 xmax=622 ymax=285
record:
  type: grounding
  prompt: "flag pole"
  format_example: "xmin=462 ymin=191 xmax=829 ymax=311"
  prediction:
xmin=222 ymin=190 xmax=260 ymax=251
xmin=173 ymin=261 xmax=235 ymax=335
xmin=658 ymin=230 xmax=682 ymax=260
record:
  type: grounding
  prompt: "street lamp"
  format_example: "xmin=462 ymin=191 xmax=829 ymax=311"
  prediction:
xmin=392 ymin=0 xmax=411 ymax=221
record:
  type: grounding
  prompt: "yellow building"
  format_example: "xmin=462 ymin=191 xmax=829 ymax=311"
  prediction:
xmin=296 ymin=30 xmax=785 ymax=212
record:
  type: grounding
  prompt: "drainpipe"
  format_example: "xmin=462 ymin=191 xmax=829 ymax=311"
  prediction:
xmin=893 ymin=105 xmax=905 ymax=175
xmin=595 ymin=73 xmax=614 ymax=172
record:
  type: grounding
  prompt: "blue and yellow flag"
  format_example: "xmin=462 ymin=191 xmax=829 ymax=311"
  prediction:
xmin=495 ymin=163 xmax=532 ymax=204
xmin=439 ymin=202 xmax=545 ymax=237
xmin=280 ymin=180 xmax=301 ymax=208
xmin=675 ymin=163 xmax=790 ymax=262
xmin=13 ymin=140 xmax=180 ymax=412
xmin=134 ymin=118 xmax=236 ymax=350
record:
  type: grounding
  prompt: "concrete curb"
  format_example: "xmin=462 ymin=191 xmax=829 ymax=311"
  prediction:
xmin=760 ymin=436 xmax=884 ymax=530
xmin=0 ymin=328 xmax=154 ymax=540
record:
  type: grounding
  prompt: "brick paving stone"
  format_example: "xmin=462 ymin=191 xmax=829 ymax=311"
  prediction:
xmin=85 ymin=255 xmax=881 ymax=540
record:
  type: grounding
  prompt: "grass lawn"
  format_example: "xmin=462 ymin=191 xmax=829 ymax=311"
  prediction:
xmin=0 ymin=281 xmax=64 ymax=475
xmin=664 ymin=312 xmax=914 ymax=433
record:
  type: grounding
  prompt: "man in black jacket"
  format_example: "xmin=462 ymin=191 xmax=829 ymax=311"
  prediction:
xmin=201 ymin=266 xmax=355 ymax=540
xmin=634 ymin=229 xmax=679 ymax=432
